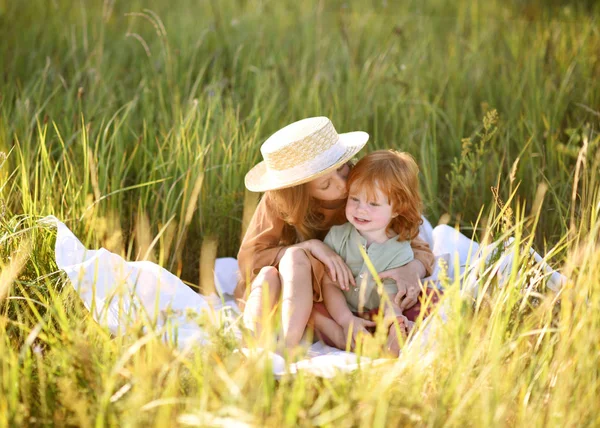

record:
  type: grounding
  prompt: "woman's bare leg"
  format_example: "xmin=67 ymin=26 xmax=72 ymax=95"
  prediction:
xmin=278 ymin=248 xmax=314 ymax=347
xmin=243 ymin=266 xmax=281 ymax=338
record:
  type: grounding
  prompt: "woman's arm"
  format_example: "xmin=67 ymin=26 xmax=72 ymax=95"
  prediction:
xmin=409 ymin=235 xmax=435 ymax=276
xmin=237 ymin=195 xmax=286 ymax=280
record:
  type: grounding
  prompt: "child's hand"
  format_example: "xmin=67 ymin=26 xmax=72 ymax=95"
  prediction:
xmin=340 ymin=315 xmax=376 ymax=350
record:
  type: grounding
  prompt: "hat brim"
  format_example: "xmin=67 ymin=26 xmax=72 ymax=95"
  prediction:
xmin=244 ymin=131 xmax=369 ymax=192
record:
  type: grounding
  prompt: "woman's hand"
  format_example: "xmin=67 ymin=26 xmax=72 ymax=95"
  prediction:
xmin=378 ymin=259 xmax=426 ymax=310
xmin=302 ymin=239 xmax=355 ymax=291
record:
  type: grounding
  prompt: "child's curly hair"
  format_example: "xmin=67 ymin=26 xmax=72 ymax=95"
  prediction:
xmin=347 ymin=150 xmax=423 ymax=241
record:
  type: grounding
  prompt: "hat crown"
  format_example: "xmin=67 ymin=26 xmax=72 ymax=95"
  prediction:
xmin=261 ymin=117 xmax=339 ymax=171
xmin=244 ymin=116 xmax=368 ymax=192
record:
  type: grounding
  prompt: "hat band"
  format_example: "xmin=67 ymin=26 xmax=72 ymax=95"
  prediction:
xmin=267 ymin=140 xmax=347 ymax=183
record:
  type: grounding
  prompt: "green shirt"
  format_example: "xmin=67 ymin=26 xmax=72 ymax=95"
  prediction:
xmin=323 ymin=222 xmax=414 ymax=312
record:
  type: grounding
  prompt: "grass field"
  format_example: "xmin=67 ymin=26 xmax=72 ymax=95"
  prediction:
xmin=1 ymin=0 xmax=599 ymax=426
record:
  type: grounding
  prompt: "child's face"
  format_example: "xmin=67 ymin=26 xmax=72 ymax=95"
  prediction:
xmin=345 ymin=183 xmax=395 ymax=237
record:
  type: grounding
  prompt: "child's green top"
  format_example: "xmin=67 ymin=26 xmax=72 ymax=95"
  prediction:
xmin=323 ymin=223 xmax=414 ymax=312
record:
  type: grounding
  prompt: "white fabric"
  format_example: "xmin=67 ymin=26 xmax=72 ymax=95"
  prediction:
xmin=427 ymin=224 xmax=566 ymax=295
xmin=41 ymin=215 xmax=566 ymax=377
xmin=42 ymin=216 xmax=216 ymax=348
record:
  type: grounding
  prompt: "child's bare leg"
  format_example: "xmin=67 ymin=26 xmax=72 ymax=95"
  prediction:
xmin=308 ymin=306 xmax=346 ymax=349
xmin=278 ymin=248 xmax=313 ymax=347
xmin=386 ymin=316 xmax=410 ymax=357
xmin=386 ymin=325 xmax=402 ymax=357
xmin=243 ymin=266 xmax=281 ymax=337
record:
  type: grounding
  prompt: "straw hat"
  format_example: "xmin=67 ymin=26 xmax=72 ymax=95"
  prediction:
xmin=245 ymin=117 xmax=369 ymax=192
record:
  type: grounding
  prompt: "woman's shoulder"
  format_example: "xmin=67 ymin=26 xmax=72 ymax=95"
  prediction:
xmin=243 ymin=192 xmax=290 ymax=238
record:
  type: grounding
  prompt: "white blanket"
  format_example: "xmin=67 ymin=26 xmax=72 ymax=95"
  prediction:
xmin=41 ymin=216 xmax=565 ymax=377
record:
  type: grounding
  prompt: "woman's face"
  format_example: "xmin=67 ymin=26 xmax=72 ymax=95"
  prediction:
xmin=306 ymin=163 xmax=350 ymax=201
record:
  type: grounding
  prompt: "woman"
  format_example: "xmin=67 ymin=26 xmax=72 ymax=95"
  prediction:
xmin=235 ymin=117 xmax=435 ymax=348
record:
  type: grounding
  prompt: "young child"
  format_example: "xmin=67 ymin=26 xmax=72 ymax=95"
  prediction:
xmin=321 ymin=150 xmax=424 ymax=356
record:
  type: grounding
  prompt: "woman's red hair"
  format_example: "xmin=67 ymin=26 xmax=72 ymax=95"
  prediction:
xmin=347 ymin=150 xmax=423 ymax=241
xmin=266 ymin=184 xmax=327 ymax=242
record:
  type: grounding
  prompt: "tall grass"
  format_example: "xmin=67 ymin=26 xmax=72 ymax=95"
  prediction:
xmin=1 ymin=0 xmax=599 ymax=425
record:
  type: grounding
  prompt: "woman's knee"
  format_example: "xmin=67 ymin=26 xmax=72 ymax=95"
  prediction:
xmin=279 ymin=247 xmax=311 ymax=270
xmin=252 ymin=266 xmax=281 ymax=291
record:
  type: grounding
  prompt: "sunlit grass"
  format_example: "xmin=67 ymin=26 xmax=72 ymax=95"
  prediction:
xmin=1 ymin=0 xmax=599 ymax=425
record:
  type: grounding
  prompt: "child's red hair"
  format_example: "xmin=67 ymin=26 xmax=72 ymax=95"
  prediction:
xmin=347 ymin=150 xmax=423 ymax=241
